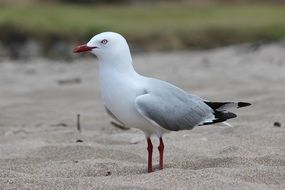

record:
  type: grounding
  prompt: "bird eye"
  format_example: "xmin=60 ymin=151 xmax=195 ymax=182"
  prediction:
xmin=101 ymin=39 xmax=108 ymax=45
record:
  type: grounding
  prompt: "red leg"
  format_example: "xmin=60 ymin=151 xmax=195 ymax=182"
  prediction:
xmin=147 ymin=137 xmax=153 ymax=173
xmin=158 ymin=137 xmax=164 ymax=170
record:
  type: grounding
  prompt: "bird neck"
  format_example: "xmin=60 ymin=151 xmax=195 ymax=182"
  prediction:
xmin=99 ymin=49 xmax=137 ymax=75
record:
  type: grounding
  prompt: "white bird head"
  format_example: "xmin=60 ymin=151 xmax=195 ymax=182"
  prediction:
xmin=74 ymin=32 xmax=132 ymax=63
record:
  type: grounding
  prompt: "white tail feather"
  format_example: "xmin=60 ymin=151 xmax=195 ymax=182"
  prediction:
xmin=216 ymin=103 xmax=238 ymax=111
xmin=222 ymin=122 xmax=233 ymax=128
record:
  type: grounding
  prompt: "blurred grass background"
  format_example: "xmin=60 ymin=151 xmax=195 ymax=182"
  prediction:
xmin=0 ymin=0 xmax=285 ymax=59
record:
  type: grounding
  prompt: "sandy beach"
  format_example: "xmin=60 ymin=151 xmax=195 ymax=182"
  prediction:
xmin=0 ymin=43 xmax=285 ymax=189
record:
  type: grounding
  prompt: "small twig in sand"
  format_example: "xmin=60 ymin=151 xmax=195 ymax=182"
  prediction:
xmin=57 ymin=77 xmax=81 ymax=85
xmin=77 ymin=114 xmax=81 ymax=132
xmin=76 ymin=114 xmax=83 ymax=143
xmin=51 ymin=123 xmax=68 ymax=127
xmin=110 ymin=121 xmax=129 ymax=130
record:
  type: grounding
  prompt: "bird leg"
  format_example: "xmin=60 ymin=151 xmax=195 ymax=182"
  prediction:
xmin=147 ymin=137 xmax=153 ymax=173
xmin=158 ymin=137 xmax=164 ymax=170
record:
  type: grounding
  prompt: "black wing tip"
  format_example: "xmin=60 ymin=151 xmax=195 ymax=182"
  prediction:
xmin=227 ymin=112 xmax=237 ymax=119
xmin=214 ymin=111 xmax=237 ymax=120
xmin=238 ymin=102 xmax=251 ymax=108
xmin=201 ymin=111 xmax=237 ymax=126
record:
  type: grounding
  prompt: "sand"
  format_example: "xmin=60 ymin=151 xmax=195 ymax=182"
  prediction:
xmin=0 ymin=43 xmax=285 ymax=189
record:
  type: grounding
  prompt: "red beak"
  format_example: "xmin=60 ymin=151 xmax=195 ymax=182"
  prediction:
xmin=73 ymin=44 xmax=96 ymax=53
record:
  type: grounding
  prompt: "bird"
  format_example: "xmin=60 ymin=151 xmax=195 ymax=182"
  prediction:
xmin=73 ymin=32 xmax=251 ymax=173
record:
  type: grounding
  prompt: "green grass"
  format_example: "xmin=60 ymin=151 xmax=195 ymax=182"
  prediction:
xmin=1 ymin=4 xmax=285 ymax=50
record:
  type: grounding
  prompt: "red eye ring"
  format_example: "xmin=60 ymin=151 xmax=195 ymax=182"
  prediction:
xmin=101 ymin=39 xmax=108 ymax=44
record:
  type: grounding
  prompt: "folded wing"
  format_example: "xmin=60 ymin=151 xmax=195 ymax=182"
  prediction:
xmin=135 ymin=92 xmax=214 ymax=131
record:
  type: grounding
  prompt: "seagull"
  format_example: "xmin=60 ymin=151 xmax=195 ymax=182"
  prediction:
xmin=74 ymin=32 xmax=251 ymax=173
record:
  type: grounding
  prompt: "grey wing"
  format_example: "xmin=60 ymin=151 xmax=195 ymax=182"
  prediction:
xmin=134 ymin=93 xmax=215 ymax=131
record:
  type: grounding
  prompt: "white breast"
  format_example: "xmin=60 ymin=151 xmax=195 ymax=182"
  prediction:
xmin=99 ymin=64 xmax=154 ymax=133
